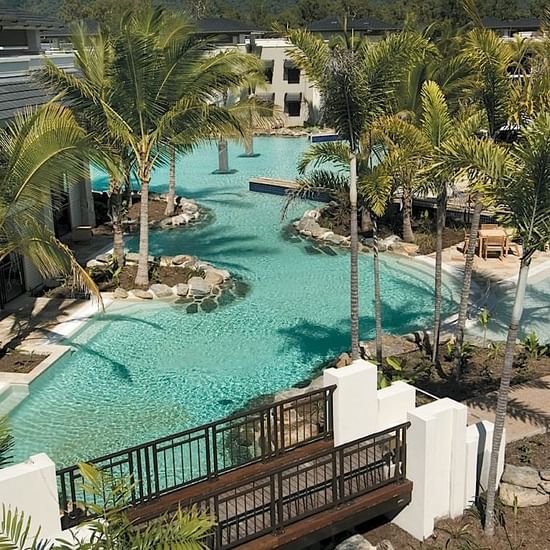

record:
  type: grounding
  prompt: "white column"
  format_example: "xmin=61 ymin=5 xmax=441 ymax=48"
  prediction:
xmin=0 ymin=454 xmax=62 ymax=541
xmin=323 ymin=360 xmax=378 ymax=445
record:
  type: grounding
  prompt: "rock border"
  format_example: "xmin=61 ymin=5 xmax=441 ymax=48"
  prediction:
xmin=293 ymin=207 xmax=420 ymax=256
xmin=499 ymin=463 xmax=550 ymax=507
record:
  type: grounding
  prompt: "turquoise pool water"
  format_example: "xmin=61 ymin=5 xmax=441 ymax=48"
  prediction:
xmin=10 ymin=137 xmax=458 ymax=467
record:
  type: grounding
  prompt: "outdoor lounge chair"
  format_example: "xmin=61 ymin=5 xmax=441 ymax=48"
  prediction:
xmin=483 ymin=234 xmax=506 ymax=260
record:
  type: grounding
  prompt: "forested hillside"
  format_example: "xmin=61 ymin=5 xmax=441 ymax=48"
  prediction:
xmin=0 ymin=0 xmax=546 ymax=27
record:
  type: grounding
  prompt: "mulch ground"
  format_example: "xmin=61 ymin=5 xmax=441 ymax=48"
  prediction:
xmin=350 ymin=433 xmax=550 ymax=550
xmin=395 ymin=344 xmax=550 ymax=402
xmin=0 ymin=350 xmax=47 ymax=373
xmin=128 ymin=199 xmax=167 ymax=224
xmin=94 ymin=264 xmax=203 ymax=291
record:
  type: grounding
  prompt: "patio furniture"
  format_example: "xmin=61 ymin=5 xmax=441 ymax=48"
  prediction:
xmin=504 ymin=228 xmax=522 ymax=256
xmin=478 ymin=227 xmax=508 ymax=259
xmin=482 ymin=234 xmax=506 ymax=260
xmin=480 ymin=223 xmax=499 ymax=230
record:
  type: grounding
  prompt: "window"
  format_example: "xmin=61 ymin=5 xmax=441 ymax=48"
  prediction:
xmin=284 ymin=60 xmax=300 ymax=84
xmin=284 ymin=93 xmax=302 ymax=117
xmin=264 ymin=60 xmax=274 ymax=84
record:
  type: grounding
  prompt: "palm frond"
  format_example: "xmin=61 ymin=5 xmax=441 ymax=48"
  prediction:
xmin=297 ymin=142 xmax=350 ymax=174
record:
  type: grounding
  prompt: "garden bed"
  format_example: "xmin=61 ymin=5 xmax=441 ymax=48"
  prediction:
xmin=394 ymin=343 xmax=550 ymax=402
xmin=0 ymin=350 xmax=47 ymax=374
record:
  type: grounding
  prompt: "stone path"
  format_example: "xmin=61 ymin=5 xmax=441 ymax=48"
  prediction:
xmin=467 ymin=375 xmax=550 ymax=442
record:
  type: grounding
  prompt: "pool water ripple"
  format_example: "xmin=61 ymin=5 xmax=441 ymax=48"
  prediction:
xmin=10 ymin=137 xmax=457 ymax=466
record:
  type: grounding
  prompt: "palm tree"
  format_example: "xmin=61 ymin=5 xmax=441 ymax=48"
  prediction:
xmin=0 ymin=417 xmax=13 ymax=469
xmin=39 ymin=25 xmax=131 ymax=267
xmin=451 ymin=27 xmax=515 ymax=378
xmin=287 ymin=27 xmax=429 ymax=360
xmin=0 ymin=104 xmax=99 ymax=300
xmin=45 ymin=6 xmax=260 ymax=287
xmin=481 ymin=114 xmax=550 ymax=535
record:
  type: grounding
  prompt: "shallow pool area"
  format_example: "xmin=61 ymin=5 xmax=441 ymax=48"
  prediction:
xmin=10 ymin=137 xmax=458 ymax=466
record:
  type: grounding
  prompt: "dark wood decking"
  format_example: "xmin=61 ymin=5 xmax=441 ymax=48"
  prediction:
xmin=128 ymin=425 xmax=412 ymax=550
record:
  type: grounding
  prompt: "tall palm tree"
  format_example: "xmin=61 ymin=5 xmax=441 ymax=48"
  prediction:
xmin=482 ymin=115 xmax=550 ymax=536
xmin=287 ymin=28 xmax=429 ymax=360
xmin=451 ymin=27 xmax=515 ymax=377
xmin=39 ymin=25 xmax=130 ymax=267
xmin=0 ymin=104 xmax=99 ymax=300
xmin=45 ymin=6 xmax=260 ymax=287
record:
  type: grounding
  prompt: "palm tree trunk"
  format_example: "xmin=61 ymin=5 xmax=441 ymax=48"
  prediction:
xmin=432 ymin=185 xmax=447 ymax=364
xmin=135 ymin=161 xmax=151 ymax=287
xmin=113 ymin=218 xmax=124 ymax=267
xmin=453 ymin=200 xmax=483 ymax=379
xmin=484 ymin=258 xmax=531 ymax=536
xmin=373 ymin=215 xmax=383 ymax=363
xmin=165 ymin=145 xmax=176 ymax=217
xmin=402 ymin=185 xmax=415 ymax=243
xmin=350 ymin=154 xmax=360 ymax=360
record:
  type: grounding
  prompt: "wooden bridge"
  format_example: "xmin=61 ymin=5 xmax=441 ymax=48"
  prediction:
xmin=57 ymin=387 xmax=412 ymax=549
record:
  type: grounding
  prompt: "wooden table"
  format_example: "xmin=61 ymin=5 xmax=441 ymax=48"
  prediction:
xmin=478 ymin=228 xmax=508 ymax=257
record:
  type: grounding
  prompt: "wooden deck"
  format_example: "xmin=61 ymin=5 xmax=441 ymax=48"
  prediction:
xmin=128 ymin=425 xmax=412 ymax=550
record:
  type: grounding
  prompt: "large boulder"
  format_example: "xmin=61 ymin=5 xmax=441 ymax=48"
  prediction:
xmin=171 ymin=213 xmax=192 ymax=226
xmin=175 ymin=283 xmax=189 ymax=297
xmin=96 ymin=253 xmax=112 ymax=264
xmin=297 ymin=217 xmax=321 ymax=235
xmin=204 ymin=271 xmax=224 ymax=285
xmin=149 ymin=283 xmax=173 ymax=298
xmin=131 ymin=289 xmax=153 ymax=300
xmin=499 ymin=482 xmax=549 ymax=507
xmin=303 ymin=209 xmax=320 ymax=220
xmin=125 ymin=252 xmax=139 ymax=264
xmin=310 ymin=224 xmax=329 ymax=238
xmin=114 ymin=288 xmax=128 ymax=299
xmin=335 ymin=535 xmax=376 ymax=550
xmin=180 ymin=200 xmax=198 ymax=214
xmin=86 ymin=259 xmax=105 ymax=269
xmin=172 ymin=254 xmax=194 ymax=266
xmin=324 ymin=233 xmax=347 ymax=245
xmin=540 ymin=469 xmax=550 ymax=481
xmin=188 ymin=277 xmax=211 ymax=296
xmin=336 ymin=352 xmax=352 ymax=368
xmin=361 ymin=334 xmax=418 ymax=359
xmin=502 ymin=464 xmax=541 ymax=489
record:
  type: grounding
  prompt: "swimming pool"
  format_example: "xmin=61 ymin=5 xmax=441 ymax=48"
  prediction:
xmin=10 ymin=137 xmax=458 ymax=466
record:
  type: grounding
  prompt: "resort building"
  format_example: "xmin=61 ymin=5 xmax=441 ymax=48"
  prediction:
xmin=0 ymin=11 xmax=95 ymax=305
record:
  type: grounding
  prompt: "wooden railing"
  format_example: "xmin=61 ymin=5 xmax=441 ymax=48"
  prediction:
xmin=57 ymin=385 xmax=336 ymax=528
xmin=190 ymin=422 xmax=410 ymax=549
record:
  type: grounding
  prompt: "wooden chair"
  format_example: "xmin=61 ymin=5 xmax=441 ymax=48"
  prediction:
xmin=483 ymin=235 xmax=506 ymax=260
xmin=504 ymin=228 xmax=521 ymax=256
xmin=480 ymin=223 xmax=498 ymax=230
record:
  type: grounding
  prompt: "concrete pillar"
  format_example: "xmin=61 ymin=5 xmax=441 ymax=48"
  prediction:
xmin=213 ymin=139 xmax=237 ymax=174
xmin=376 ymin=381 xmax=416 ymax=433
xmin=68 ymin=163 xmax=95 ymax=228
xmin=323 ymin=360 xmax=378 ymax=445
xmin=476 ymin=420 xmax=506 ymax=495
xmin=0 ymin=454 xmax=62 ymax=541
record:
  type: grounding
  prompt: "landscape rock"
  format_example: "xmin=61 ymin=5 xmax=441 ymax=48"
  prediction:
xmin=131 ymin=289 xmax=153 ymax=300
xmin=172 ymin=254 xmax=193 ymax=266
xmin=336 ymin=352 xmax=352 ymax=368
xmin=180 ymin=200 xmax=199 ymax=214
xmin=310 ymin=224 xmax=328 ymax=238
xmin=188 ymin=277 xmax=211 ymax=296
xmin=114 ymin=288 xmax=128 ymax=299
xmin=96 ymin=253 xmax=112 ymax=264
xmin=376 ymin=542 xmax=395 ymax=550
xmin=86 ymin=259 xmax=104 ymax=269
xmin=159 ymin=256 xmax=172 ymax=267
xmin=303 ymin=209 xmax=321 ymax=220
xmin=149 ymin=283 xmax=173 ymax=298
xmin=389 ymin=242 xmax=419 ymax=256
xmin=171 ymin=213 xmax=192 ymax=226
xmin=540 ymin=469 xmax=550 ymax=481
xmin=502 ymin=464 xmax=541 ymax=489
xmin=335 ymin=535 xmax=376 ymax=550
xmin=324 ymin=233 xmax=347 ymax=245
xmin=297 ymin=217 xmax=321 ymax=235
xmin=538 ymin=481 xmax=550 ymax=493
xmin=499 ymin=482 xmax=549 ymax=507
xmin=175 ymin=283 xmax=189 ymax=296
xmin=204 ymin=271 xmax=224 ymax=285
xmin=125 ymin=252 xmax=139 ymax=263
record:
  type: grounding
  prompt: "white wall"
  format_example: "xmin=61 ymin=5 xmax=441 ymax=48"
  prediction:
xmin=324 ymin=359 xmax=506 ymax=541
xmin=0 ymin=454 xmax=62 ymax=541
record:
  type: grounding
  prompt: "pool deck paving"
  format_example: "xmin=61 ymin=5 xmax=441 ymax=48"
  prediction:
xmin=466 ymin=375 xmax=550 ymax=442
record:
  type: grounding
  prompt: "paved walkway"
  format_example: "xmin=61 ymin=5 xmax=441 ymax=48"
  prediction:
xmin=467 ymin=375 xmax=550 ymax=442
